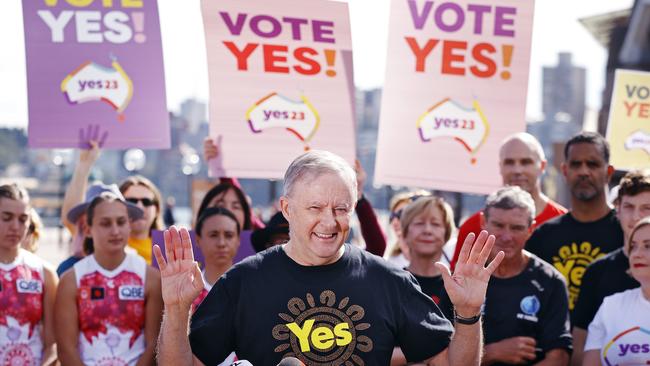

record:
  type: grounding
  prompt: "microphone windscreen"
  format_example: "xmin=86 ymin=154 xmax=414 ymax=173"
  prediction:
xmin=277 ymin=357 xmax=305 ymax=366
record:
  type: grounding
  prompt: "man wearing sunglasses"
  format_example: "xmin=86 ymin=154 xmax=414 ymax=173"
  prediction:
xmin=450 ymin=133 xmax=567 ymax=270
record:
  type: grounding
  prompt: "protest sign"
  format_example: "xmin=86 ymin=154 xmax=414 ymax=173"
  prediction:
xmin=23 ymin=0 xmax=169 ymax=148
xmin=202 ymin=0 xmax=356 ymax=178
xmin=606 ymin=69 xmax=650 ymax=170
xmin=375 ymin=0 xmax=535 ymax=193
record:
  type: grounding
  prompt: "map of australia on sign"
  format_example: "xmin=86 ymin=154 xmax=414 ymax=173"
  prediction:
xmin=246 ymin=93 xmax=320 ymax=146
xmin=417 ymin=98 xmax=490 ymax=163
xmin=61 ymin=58 xmax=133 ymax=119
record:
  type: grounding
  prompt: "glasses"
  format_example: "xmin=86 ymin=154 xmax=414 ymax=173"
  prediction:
xmin=126 ymin=197 xmax=156 ymax=207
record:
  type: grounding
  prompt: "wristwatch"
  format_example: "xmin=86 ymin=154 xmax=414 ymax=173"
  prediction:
xmin=454 ymin=310 xmax=481 ymax=325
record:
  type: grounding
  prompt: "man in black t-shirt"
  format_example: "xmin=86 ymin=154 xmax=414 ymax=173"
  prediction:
xmin=525 ymin=132 xmax=623 ymax=314
xmin=155 ymin=151 xmax=505 ymax=365
xmin=570 ymin=170 xmax=650 ymax=366
xmin=480 ymin=187 xmax=571 ymax=366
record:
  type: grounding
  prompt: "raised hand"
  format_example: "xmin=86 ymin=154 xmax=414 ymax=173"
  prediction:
xmin=354 ymin=159 xmax=366 ymax=199
xmin=78 ymin=124 xmax=108 ymax=149
xmin=79 ymin=140 xmax=100 ymax=166
xmin=203 ymin=136 xmax=219 ymax=161
xmin=435 ymin=231 xmax=504 ymax=316
xmin=153 ymin=226 xmax=204 ymax=309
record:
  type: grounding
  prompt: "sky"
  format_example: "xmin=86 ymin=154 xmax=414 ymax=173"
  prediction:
xmin=0 ymin=0 xmax=633 ymax=128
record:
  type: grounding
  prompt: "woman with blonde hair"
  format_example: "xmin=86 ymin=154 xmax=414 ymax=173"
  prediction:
xmin=583 ymin=217 xmax=650 ymax=365
xmin=385 ymin=190 xmax=431 ymax=267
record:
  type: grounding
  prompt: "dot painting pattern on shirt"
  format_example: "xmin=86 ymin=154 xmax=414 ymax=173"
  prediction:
xmin=271 ymin=290 xmax=373 ymax=365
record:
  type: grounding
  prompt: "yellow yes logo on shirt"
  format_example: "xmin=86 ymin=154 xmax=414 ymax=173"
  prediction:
xmin=272 ymin=290 xmax=373 ymax=364
xmin=551 ymin=241 xmax=605 ymax=309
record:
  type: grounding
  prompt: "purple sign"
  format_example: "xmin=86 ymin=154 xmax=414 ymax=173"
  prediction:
xmin=22 ymin=0 xmax=170 ymax=149
xmin=151 ymin=230 xmax=256 ymax=270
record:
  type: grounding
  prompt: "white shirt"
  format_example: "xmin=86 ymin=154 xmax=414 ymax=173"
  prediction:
xmin=585 ymin=288 xmax=650 ymax=365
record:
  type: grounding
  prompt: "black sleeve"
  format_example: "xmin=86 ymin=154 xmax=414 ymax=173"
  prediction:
xmin=189 ymin=278 xmax=236 ymax=365
xmin=537 ymin=276 xmax=572 ymax=354
xmin=572 ymin=262 xmax=602 ymax=330
xmin=396 ymin=275 xmax=454 ymax=363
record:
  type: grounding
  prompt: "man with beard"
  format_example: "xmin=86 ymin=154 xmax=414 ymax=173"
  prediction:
xmin=525 ymin=132 xmax=623 ymax=316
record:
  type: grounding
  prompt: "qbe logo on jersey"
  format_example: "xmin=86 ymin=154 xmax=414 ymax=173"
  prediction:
xmin=118 ymin=285 xmax=144 ymax=300
xmin=16 ymin=279 xmax=43 ymax=294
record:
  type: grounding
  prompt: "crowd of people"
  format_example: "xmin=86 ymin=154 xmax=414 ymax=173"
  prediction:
xmin=1 ymin=130 xmax=649 ymax=365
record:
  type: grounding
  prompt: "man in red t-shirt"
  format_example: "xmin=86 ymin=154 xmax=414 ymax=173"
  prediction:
xmin=450 ymin=133 xmax=567 ymax=270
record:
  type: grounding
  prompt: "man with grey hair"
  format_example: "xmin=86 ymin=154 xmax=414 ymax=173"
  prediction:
xmin=478 ymin=186 xmax=571 ymax=365
xmin=155 ymin=150 xmax=505 ymax=365
xmin=451 ymin=132 xmax=567 ymax=270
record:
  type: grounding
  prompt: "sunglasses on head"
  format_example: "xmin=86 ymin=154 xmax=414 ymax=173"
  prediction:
xmin=389 ymin=194 xmax=428 ymax=221
xmin=126 ymin=197 xmax=156 ymax=207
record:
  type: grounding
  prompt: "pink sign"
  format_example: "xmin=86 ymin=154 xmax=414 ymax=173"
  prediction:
xmin=201 ymin=0 xmax=356 ymax=178
xmin=375 ymin=0 xmax=534 ymax=194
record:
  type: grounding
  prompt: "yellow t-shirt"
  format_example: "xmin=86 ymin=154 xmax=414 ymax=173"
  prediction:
xmin=128 ymin=237 xmax=152 ymax=264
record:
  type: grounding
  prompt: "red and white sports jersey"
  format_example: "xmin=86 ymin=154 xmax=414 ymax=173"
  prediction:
xmin=191 ymin=272 xmax=213 ymax=314
xmin=74 ymin=252 xmax=147 ymax=366
xmin=0 ymin=249 xmax=46 ymax=366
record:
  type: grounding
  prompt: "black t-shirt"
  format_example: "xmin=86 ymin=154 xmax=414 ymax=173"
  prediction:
xmin=572 ymin=248 xmax=639 ymax=330
xmin=410 ymin=272 xmax=454 ymax=321
xmin=484 ymin=254 xmax=572 ymax=366
xmin=525 ymin=210 xmax=623 ymax=312
xmin=189 ymin=244 xmax=454 ymax=365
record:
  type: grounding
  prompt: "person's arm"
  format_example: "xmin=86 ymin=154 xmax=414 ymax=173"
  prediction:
xmin=136 ymin=267 xmax=163 ymax=366
xmin=355 ymin=196 xmax=387 ymax=256
xmin=61 ymin=141 xmax=100 ymax=233
xmin=582 ymin=350 xmax=601 ymax=366
xmin=482 ymin=337 xmax=537 ymax=365
xmin=432 ymin=231 xmax=505 ymax=366
xmin=533 ymin=274 xmax=572 ymax=366
xmin=534 ymin=348 xmax=569 ymax=366
xmin=155 ymin=227 xmax=205 ymax=365
xmin=571 ymin=261 xmax=603 ymax=366
xmin=54 ymin=271 xmax=84 ymax=366
xmin=41 ymin=266 xmax=59 ymax=366
xmin=571 ymin=328 xmax=588 ymax=366
xmin=353 ymin=160 xmax=386 ymax=256
xmin=582 ymin=297 xmax=608 ymax=366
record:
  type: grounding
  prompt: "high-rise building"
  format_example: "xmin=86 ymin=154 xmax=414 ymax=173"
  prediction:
xmin=542 ymin=52 xmax=587 ymax=127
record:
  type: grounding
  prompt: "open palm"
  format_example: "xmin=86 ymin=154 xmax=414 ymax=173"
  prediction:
xmin=436 ymin=231 xmax=504 ymax=313
xmin=153 ymin=226 xmax=204 ymax=309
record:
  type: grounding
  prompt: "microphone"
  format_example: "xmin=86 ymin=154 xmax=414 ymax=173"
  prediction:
xmin=231 ymin=361 xmax=253 ymax=366
xmin=277 ymin=357 xmax=305 ymax=366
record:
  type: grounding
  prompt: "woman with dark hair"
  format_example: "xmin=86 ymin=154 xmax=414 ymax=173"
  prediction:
xmin=119 ymin=175 xmax=164 ymax=263
xmin=192 ymin=207 xmax=240 ymax=311
xmin=55 ymin=190 xmax=162 ymax=365
xmin=0 ymin=184 xmax=58 ymax=365
xmin=196 ymin=182 xmax=253 ymax=231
